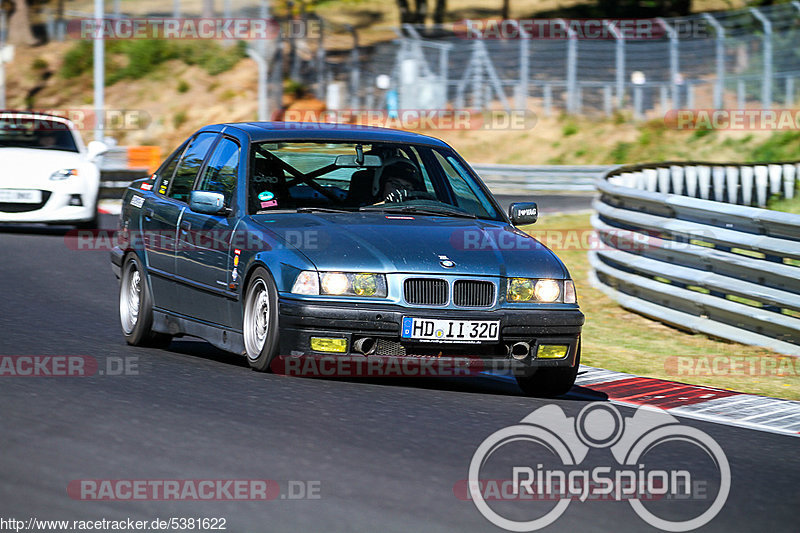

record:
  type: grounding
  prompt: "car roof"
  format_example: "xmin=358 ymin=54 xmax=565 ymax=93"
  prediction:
xmin=0 ymin=111 xmax=76 ymax=126
xmin=206 ymin=121 xmax=452 ymax=148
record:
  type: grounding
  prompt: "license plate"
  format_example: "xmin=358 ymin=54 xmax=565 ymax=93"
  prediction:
xmin=401 ymin=317 xmax=500 ymax=343
xmin=0 ymin=189 xmax=41 ymax=204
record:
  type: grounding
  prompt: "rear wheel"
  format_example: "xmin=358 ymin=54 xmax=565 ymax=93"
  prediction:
xmin=119 ymin=253 xmax=172 ymax=347
xmin=516 ymin=338 xmax=581 ymax=398
xmin=243 ymin=267 xmax=280 ymax=371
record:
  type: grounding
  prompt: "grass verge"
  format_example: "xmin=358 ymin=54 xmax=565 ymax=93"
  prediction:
xmin=521 ymin=212 xmax=800 ymax=401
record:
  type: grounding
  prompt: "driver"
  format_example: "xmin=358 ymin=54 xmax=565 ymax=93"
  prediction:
xmin=375 ymin=160 xmax=424 ymax=203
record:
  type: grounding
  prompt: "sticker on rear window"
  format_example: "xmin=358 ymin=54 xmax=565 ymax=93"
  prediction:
xmin=130 ymin=196 xmax=145 ymax=208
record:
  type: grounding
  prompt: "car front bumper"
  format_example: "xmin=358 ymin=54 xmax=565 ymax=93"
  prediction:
xmin=277 ymin=298 xmax=584 ymax=369
xmin=0 ymin=189 xmax=96 ymax=224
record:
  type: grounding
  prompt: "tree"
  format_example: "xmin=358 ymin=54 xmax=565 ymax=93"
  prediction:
xmin=396 ymin=0 xmax=447 ymax=25
xmin=7 ymin=0 xmax=36 ymax=46
xmin=396 ymin=0 xmax=425 ymax=24
xmin=433 ymin=0 xmax=445 ymax=24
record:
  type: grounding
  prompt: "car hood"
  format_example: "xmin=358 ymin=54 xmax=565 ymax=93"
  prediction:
xmin=252 ymin=212 xmax=568 ymax=279
xmin=0 ymin=148 xmax=85 ymax=188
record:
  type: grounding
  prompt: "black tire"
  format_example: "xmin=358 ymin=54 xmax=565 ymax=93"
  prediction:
xmin=516 ymin=338 xmax=581 ymax=398
xmin=242 ymin=267 xmax=280 ymax=372
xmin=119 ymin=253 xmax=172 ymax=347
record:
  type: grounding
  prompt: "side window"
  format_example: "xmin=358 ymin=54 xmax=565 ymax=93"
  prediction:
xmin=155 ymin=142 xmax=187 ymax=195
xmin=167 ymin=133 xmax=218 ymax=203
xmin=195 ymin=138 xmax=240 ymax=206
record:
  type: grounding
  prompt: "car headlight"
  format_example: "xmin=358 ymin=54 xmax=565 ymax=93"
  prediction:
xmin=50 ymin=168 xmax=78 ymax=180
xmin=292 ymin=271 xmax=387 ymax=298
xmin=534 ymin=279 xmax=560 ymax=302
xmin=507 ymin=278 xmax=534 ymax=302
xmin=507 ymin=278 xmax=565 ymax=303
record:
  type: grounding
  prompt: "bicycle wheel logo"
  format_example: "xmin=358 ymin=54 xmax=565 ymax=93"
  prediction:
xmin=467 ymin=403 xmax=730 ymax=532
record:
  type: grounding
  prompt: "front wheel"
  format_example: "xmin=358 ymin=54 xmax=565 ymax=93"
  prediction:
xmin=515 ymin=339 xmax=581 ymax=398
xmin=242 ymin=267 xmax=280 ymax=371
xmin=119 ymin=253 xmax=171 ymax=347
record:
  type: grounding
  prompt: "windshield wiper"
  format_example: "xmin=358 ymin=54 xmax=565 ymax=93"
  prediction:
xmin=359 ymin=205 xmax=477 ymax=219
xmin=296 ymin=207 xmax=354 ymax=214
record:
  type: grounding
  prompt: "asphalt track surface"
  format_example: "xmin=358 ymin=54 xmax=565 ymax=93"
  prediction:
xmin=0 ymin=212 xmax=797 ymax=533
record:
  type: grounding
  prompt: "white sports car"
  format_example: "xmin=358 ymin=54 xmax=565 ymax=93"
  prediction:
xmin=0 ymin=112 xmax=107 ymax=227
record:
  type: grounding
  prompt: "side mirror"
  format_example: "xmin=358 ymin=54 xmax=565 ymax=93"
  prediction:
xmin=86 ymin=140 xmax=108 ymax=162
xmin=509 ymin=202 xmax=538 ymax=225
xmin=190 ymin=190 xmax=229 ymax=215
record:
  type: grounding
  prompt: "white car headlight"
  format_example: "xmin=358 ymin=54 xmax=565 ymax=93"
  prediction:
xmin=533 ymin=279 xmax=560 ymax=303
xmin=292 ymin=271 xmax=387 ymax=298
xmin=50 ymin=168 xmax=78 ymax=180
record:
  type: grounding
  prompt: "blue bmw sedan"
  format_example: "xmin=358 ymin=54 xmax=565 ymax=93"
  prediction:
xmin=111 ymin=122 xmax=584 ymax=397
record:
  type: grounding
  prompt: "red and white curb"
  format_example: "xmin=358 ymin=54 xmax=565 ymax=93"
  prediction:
xmin=487 ymin=365 xmax=800 ymax=437
xmin=98 ymin=199 xmax=122 ymax=216
xmin=572 ymin=366 xmax=800 ymax=437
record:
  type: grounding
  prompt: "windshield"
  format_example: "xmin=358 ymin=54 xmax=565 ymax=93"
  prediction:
xmin=248 ymin=141 xmax=502 ymax=221
xmin=0 ymin=117 xmax=79 ymax=152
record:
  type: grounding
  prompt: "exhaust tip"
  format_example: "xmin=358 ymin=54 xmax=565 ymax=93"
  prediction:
xmin=353 ymin=337 xmax=377 ymax=355
xmin=510 ymin=342 xmax=531 ymax=361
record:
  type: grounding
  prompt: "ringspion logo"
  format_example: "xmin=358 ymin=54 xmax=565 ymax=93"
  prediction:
xmin=466 ymin=403 xmax=729 ymax=531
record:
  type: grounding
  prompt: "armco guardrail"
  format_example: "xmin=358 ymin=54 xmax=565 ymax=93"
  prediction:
xmin=590 ymin=160 xmax=800 ymax=356
xmin=471 ymin=164 xmax=610 ymax=194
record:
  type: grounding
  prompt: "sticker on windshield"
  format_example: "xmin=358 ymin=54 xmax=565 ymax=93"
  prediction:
xmin=258 ymin=191 xmax=275 ymax=202
xmin=260 ymin=200 xmax=278 ymax=208
xmin=130 ymin=196 xmax=145 ymax=208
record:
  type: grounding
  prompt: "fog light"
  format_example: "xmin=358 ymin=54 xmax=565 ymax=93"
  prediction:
xmin=310 ymin=337 xmax=347 ymax=353
xmin=68 ymin=194 xmax=83 ymax=206
xmin=537 ymin=344 xmax=569 ymax=359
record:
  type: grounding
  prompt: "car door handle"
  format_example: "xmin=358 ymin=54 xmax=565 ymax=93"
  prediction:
xmin=144 ymin=207 xmax=154 ymax=220
xmin=179 ymin=220 xmax=191 ymax=233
